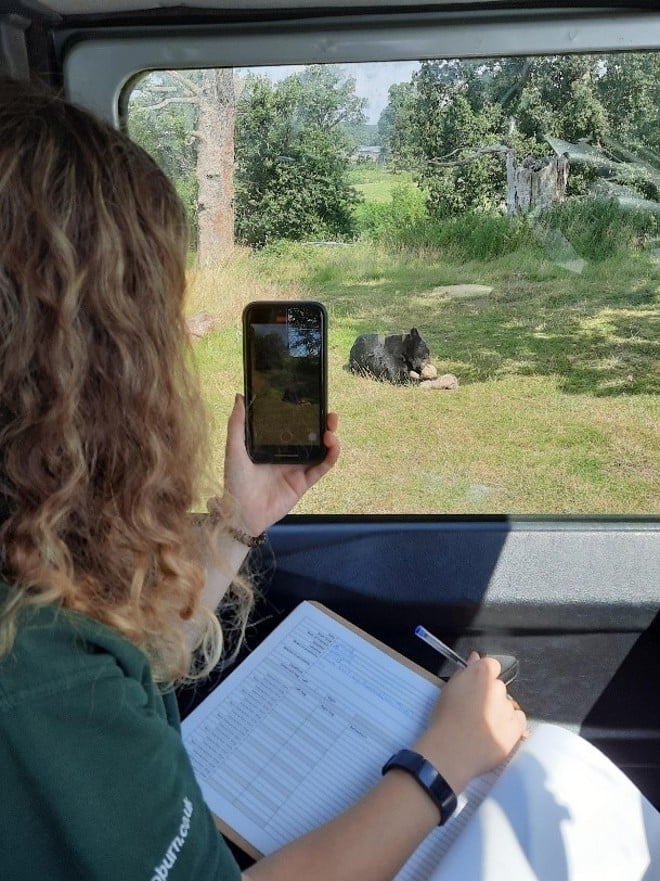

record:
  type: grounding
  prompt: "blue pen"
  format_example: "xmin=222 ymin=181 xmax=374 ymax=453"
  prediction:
xmin=415 ymin=625 xmax=468 ymax=669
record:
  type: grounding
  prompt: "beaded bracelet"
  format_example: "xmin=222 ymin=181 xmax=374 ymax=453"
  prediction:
xmin=224 ymin=524 xmax=267 ymax=548
xmin=206 ymin=497 xmax=266 ymax=548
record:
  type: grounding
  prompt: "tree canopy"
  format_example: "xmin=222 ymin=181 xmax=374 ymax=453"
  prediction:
xmin=380 ymin=53 xmax=660 ymax=216
xmin=128 ymin=71 xmax=201 ymax=239
xmin=234 ymin=65 xmax=366 ymax=246
xmin=126 ymin=54 xmax=660 ymax=247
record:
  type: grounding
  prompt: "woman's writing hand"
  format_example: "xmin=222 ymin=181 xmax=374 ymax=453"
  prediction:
xmin=219 ymin=394 xmax=340 ymax=537
xmin=414 ymin=653 xmax=527 ymax=795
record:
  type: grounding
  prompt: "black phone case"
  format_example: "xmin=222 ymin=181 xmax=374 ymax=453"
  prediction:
xmin=242 ymin=301 xmax=328 ymax=464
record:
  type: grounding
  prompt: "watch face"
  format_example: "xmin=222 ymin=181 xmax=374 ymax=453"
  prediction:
xmin=417 ymin=759 xmax=440 ymax=789
xmin=428 ymin=769 xmax=459 ymax=825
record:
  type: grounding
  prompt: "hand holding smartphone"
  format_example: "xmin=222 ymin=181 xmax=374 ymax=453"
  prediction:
xmin=243 ymin=301 xmax=328 ymax=464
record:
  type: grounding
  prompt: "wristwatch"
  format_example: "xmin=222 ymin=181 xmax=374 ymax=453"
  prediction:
xmin=382 ymin=748 xmax=458 ymax=826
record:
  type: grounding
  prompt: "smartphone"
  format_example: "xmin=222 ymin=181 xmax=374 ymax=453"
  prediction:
xmin=242 ymin=301 xmax=328 ymax=464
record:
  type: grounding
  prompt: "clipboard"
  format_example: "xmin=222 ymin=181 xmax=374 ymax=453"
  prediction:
xmin=183 ymin=600 xmax=443 ymax=859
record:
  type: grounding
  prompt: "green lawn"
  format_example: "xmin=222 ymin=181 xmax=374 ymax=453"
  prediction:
xmin=189 ymin=237 xmax=659 ymax=515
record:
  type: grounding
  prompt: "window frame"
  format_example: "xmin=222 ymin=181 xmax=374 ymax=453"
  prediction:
xmin=58 ymin=9 xmax=660 ymax=123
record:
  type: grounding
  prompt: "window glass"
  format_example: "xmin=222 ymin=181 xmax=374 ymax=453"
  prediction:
xmin=127 ymin=55 xmax=660 ymax=515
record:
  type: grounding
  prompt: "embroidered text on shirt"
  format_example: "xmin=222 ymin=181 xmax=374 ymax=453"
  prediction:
xmin=150 ymin=797 xmax=194 ymax=881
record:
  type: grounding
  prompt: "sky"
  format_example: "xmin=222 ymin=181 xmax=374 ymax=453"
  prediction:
xmin=242 ymin=60 xmax=420 ymax=124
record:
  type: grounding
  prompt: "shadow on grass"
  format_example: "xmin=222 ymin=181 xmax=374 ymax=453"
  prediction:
xmin=299 ymin=250 xmax=659 ymax=397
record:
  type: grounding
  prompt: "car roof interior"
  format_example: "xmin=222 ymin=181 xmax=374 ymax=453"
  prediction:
xmin=1 ymin=0 xmax=659 ymax=828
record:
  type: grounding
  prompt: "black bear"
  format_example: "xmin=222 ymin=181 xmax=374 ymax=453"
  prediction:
xmin=281 ymin=387 xmax=312 ymax=405
xmin=348 ymin=328 xmax=431 ymax=384
xmin=281 ymin=387 xmax=302 ymax=404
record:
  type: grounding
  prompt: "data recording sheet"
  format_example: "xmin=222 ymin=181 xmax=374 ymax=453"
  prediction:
xmin=181 ymin=601 xmax=497 ymax=880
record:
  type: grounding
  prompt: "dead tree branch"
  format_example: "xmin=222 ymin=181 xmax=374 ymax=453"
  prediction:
xmin=427 ymin=144 xmax=512 ymax=167
xmin=140 ymin=96 xmax=198 ymax=112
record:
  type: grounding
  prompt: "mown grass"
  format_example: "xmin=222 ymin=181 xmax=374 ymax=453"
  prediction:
xmin=188 ymin=172 xmax=660 ymax=515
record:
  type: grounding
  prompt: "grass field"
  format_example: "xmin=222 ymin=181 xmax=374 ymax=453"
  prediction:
xmin=187 ymin=172 xmax=660 ymax=515
xmin=188 ymin=247 xmax=659 ymax=515
xmin=348 ymin=164 xmax=415 ymax=203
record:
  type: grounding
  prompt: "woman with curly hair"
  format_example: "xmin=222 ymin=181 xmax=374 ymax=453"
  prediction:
xmin=0 ymin=76 xmax=525 ymax=881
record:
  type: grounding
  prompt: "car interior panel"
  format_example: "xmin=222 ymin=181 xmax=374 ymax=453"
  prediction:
xmin=1 ymin=0 xmax=659 ymax=849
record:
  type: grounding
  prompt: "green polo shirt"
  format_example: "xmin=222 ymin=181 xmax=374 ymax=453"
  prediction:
xmin=0 ymin=580 xmax=242 ymax=881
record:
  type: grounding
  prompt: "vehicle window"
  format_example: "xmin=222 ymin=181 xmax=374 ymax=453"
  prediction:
xmin=127 ymin=55 xmax=660 ymax=516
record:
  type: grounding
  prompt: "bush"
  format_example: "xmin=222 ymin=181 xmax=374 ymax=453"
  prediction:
xmin=357 ymin=177 xmax=659 ymax=263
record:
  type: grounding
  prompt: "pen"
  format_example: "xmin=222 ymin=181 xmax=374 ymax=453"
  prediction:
xmin=415 ymin=625 xmax=469 ymax=669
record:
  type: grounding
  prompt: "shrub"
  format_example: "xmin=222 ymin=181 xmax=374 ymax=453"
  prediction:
xmin=358 ymin=178 xmax=659 ymax=263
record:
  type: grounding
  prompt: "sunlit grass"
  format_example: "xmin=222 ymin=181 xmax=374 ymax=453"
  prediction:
xmin=187 ymin=239 xmax=659 ymax=515
xmin=185 ymin=248 xmax=304 ymax=325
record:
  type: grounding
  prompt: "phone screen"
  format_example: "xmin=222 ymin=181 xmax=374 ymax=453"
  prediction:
xmin=243 ymin=301 xmax=327 ymax=463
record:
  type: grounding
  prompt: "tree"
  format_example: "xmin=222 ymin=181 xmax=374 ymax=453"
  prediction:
xmin=405 ymin=61 xmax=509 ymax=215
xmin=234 ymin=65 xmax=366 ymax=246
xmin=598 ymin=53 xmax=660 ymax=152
xmin=127 ymin=69 xmax=237 ymax=264
xmin=127 ymin=72 xmax=199 ymax=240
xmin=378 ymin=81 xmax=416 ymax=166
xmin=343 ymin=121 xmax=380 ymax=148
xmin=596 ymin=54 xmax=660 ymax=200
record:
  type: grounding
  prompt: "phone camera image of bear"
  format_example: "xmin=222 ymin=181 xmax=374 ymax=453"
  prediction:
xmin=348 ymin=328 xmax=431 ymax=384
xmin=282 ymin=387 xmax=313 ymax=406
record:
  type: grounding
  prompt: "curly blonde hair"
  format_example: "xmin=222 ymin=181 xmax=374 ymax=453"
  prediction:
xmin=0 ymin=77 xmax=249 ymax=683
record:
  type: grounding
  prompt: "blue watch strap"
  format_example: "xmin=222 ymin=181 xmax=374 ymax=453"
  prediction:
xmin=382 ymin=748 xmax=458 ymax=826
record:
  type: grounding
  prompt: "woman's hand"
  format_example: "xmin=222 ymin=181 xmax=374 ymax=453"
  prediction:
xmin=219 ymin=394 xmax=340 ymax=537
xmin=414 ymin=653 xmax=527 ymax=795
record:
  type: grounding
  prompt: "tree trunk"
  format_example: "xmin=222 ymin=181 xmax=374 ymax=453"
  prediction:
xmin=515 ymin=155 xmax=569 ymax=214
xmin=196 ymin=69 xmax=235 ymax=266
xmin=505 ymin=148 xmax=517 ymax=218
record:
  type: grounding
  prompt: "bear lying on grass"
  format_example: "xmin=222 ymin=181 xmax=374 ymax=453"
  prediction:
xmin=348 ymin=328 xmax=431 ymax=384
